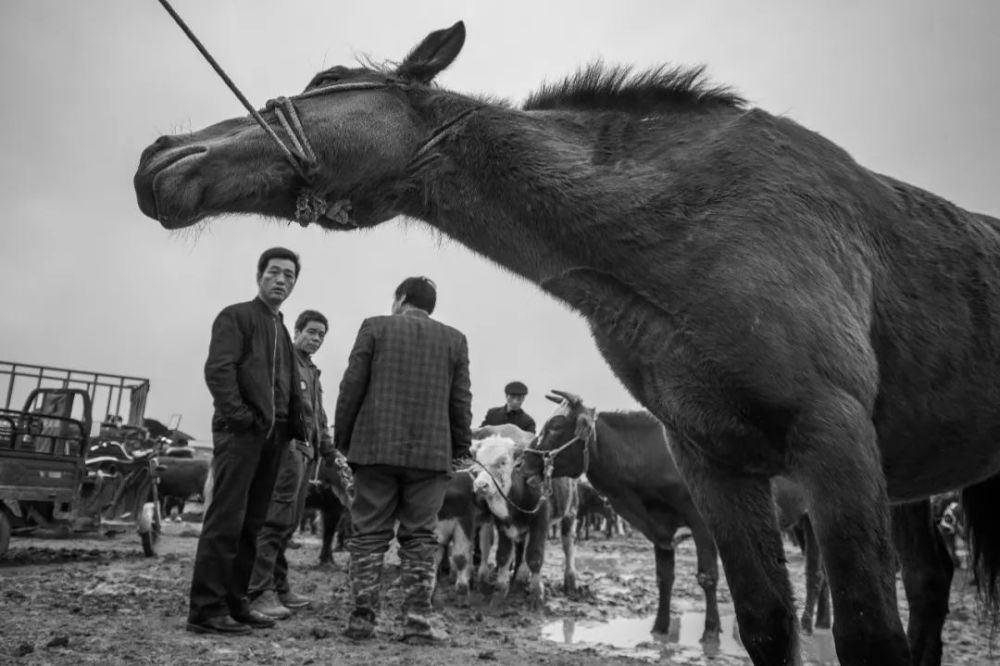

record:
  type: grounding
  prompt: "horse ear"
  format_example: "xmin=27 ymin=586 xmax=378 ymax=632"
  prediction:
xmin=396 ymin=21 xmax=466 ymax=83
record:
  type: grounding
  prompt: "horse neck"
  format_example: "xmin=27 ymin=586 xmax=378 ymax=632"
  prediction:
xmin=400 ymin=94 xmax=737 ymax=287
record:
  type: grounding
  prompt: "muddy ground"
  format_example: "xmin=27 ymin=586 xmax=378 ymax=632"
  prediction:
xmin=0 ymin=515 xmax=993 ymax=665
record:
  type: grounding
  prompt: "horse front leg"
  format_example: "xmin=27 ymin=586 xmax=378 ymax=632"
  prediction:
xmin=793 ymin=393 xmax=910 ymax=666
xmin=671 ymin=444 xmax=800 ymax=665
xmin=891 ymin=499 xmax=953 ymax=666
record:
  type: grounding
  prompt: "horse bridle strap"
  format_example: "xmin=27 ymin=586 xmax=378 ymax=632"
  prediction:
xmin=157 ymin=0 xmax=481 ymax=228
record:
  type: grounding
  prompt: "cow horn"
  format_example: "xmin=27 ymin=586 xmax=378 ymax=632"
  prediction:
xmin=549 ymin=389 xmax=583 ymax=406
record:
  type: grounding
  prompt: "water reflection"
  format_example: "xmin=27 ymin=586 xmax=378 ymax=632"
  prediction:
xmin=541 ymin=608 xmax=839 ymax=664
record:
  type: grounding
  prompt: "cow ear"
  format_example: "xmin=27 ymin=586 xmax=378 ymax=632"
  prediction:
xmin=470 ymin=438 xmax=484 ymax=457
xmin=545 ymin=394 xmax=562 ymax=404
xmin=396 ymin=21 xmax=466 ymax=84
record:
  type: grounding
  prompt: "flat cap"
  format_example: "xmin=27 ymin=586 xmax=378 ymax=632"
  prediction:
xmin=504 ymin=381 xmax=528 ymax=396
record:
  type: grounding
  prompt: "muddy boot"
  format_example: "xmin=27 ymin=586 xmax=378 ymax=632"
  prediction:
xmin=399 ymin=552 xmax=448 ymax=644
xmin=344 ymin=552 xmax=384 ymax=639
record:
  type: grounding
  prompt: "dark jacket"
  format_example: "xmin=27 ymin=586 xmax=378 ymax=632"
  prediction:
xmin=334 ymin=308 xmax=472 ymax=472
xmin=481 ymin=406 xmax=536 ymax=433
xmin=295 ymin=347 xmax=334 ymax=459
xmin=204 ymin=297 xmax=306 ymax=439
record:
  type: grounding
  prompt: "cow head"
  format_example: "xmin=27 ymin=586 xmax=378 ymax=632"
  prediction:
xmin=471 ymin=435 xmax=521 ymax=520
xmin=524 ymin=389 xmax=595 ymax=479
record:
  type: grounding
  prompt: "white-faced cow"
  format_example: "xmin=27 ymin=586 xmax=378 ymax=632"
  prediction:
xmin=471 ymin=432 xmax=579 ymax=609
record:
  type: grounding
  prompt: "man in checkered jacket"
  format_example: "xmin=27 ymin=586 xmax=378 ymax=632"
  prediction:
xmin=333 ymin=276 xmax=472 ymax=643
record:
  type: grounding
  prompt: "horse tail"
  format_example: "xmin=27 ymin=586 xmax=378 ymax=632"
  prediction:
xmin=962 ymin=472 xmax=1000 ymax=620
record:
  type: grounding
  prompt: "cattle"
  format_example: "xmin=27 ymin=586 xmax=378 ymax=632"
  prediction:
xmin=433 ymin=469 xmax=499 ymax=606
xmin=471 ymin=434 xmax=579 ymax=609
xmin=532 ymin=394 xmax=721 ymax=639
xmin=307 ymin=457 xmax=352 ymax=565
xmin=156 ymin=457 xmax=209 ymax=522
xmin=932 ymin=492 xmax=968 ymax=573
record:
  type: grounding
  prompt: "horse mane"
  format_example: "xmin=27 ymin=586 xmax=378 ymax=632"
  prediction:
xmin=523 ymin=61 xmax=746 ymax=114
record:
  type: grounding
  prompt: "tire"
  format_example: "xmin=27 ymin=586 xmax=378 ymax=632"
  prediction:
xmin=139 ymin=501 xmax=159 ymax=557
xmin=0 ymin=510 xmax=10 ymax=557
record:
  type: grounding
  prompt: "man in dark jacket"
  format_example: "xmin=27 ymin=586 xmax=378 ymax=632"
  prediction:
xmin=334 ymin=276 xmax=472 ymax=643
xmin=480 ymin=381 xmax=536 ymax=433
xmin=249 ymin=309 xmax=335 ymax=619
xmin=187 ymin=247 xmax=307 ymax=636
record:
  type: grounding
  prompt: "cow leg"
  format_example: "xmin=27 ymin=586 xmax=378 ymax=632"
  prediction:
xmin=476 ymin=520 xmax=495 ymax=590
xmin=670 ymin=443 xmax=800 ymax=665
xmin=691 ymin=520 xmax=721 ymax=641
xmin=525 ymin=519 xmax=548 ymax=610
xmin=560 ymin=513 xmax=578 ymax=595
xmin=651 ymin=543 xmax=675 ymax=634
xmin=514 ymin=540 xmax=530 ymax=587
xmin=892 ymin=500 xmax=953 ymax=666
xmin=319 ymin=503 xmax=342 ymax=565
xmin=493 ymin=530 xmax=516 ymax=601
xmin=450 ymin=518 xmax=473 ymax=607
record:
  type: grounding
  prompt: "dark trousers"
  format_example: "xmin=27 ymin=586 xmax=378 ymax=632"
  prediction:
xmin=248 ymin=443 xmax=311 ymax=596
xmin=188 ymin=425 xmax=285 ymax=621
xmin=349 ymin=464 xmax=450 ymax=557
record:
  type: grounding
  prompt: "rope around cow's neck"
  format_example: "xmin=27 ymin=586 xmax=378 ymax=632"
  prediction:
xmin=457 ymin=434 xmax=587 ymax=515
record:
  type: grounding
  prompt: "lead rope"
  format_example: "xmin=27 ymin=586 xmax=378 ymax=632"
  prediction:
xmin=156 ymin=0 xmax=314 ymax=181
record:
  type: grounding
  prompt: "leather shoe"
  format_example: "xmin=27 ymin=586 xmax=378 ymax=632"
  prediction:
xmin=186 ymin=615 xmax=251 ymax=635
xmin=250 ymin=590 xmax=292 ymax=620
xmin=232 ymin=609 xmax=277 ymax=629
xmin=278 ymin=590 xmax=312 ymax=609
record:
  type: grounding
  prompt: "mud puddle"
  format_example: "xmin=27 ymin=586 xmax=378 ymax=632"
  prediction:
xmin=542 ymin=600 xmax=839 ymax=664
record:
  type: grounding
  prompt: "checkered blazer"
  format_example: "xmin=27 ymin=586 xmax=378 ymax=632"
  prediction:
xmin=333 ymin=309 xmax=473 ymax=472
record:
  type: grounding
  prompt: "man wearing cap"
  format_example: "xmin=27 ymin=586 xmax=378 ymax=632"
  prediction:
xmin=480 ymin=381 xmax=536 ymax=433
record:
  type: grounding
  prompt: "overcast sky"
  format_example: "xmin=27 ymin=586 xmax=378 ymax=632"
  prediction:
xmin=1 ymin=1 xmax=998 ymax=441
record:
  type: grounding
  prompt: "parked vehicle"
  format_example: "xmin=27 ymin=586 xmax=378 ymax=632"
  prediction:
xmin=0 ymin=361 xmax=162 ymax=557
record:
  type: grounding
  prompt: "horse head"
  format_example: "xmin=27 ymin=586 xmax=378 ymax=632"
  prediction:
xmin=134 ymin=22 xmax=469 ymax=231
xmin=521 ymin=389 xmax=595 ymax=480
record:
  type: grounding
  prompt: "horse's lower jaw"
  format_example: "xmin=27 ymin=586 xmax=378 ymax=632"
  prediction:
xmin=157 ymin=210 xmax=206 ymax=230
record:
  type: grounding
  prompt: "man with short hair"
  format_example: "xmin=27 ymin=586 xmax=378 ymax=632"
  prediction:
xmin=334 ymin=276 xmax=472 ymax=643
xmin=187 ymin=247 xmax=307 ymax=636
xmin=249 ymin=309 xmax=334 ymax=620
xmin=480 ymin=381 xmax=536 ymax=433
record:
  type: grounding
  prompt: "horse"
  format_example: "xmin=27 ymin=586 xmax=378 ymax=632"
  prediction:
xmin=134 ymin=21 xmax=1000 ymax=665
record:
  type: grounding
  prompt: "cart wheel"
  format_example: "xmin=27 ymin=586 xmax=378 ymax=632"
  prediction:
xmin=139 ymin=502 xmax=159 ymax=557
xmin=0 ymin=510 xmax=10 ymax=557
